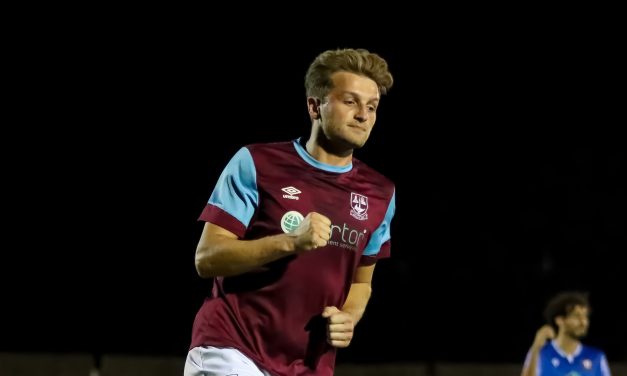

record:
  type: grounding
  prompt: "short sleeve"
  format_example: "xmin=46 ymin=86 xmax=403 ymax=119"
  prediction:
xmin=360 ymin=189 xmax=395 ymax=265
xmin=198 ymin=147 xmax=259 ymax=237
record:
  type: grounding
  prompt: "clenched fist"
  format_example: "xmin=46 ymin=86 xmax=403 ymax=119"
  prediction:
xmin=532 ymin=324 xmax=555 ymax=349
xmin=322 ymin=306 xmax=354 ymax=348
xmin=291 ymin=212 xmax=332 ymax=252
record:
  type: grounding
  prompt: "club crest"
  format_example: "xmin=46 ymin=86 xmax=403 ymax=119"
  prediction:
xmin=350 ymin=192 xmax=368 ymax=220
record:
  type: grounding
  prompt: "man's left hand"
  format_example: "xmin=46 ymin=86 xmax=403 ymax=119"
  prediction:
xmin=322 ymin=306 xmax=354 ymax=348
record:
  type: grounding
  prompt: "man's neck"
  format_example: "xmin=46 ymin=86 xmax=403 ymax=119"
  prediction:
xmin=555 ymin=333 xmax=581 ymax=355
xmin=305 ymin=138 xmax=352 ymax=167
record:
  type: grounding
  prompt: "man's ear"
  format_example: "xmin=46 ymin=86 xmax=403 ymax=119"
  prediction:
xmin=307 ymin=97 xmax=321 ymax=120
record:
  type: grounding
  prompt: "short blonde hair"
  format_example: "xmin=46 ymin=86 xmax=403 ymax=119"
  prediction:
xmin=305 ymin=48 xmax=393 ymax=99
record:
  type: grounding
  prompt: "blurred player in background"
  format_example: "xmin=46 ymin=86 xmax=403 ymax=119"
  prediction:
xmin=521 ymin=291 xmax=611 ymax=376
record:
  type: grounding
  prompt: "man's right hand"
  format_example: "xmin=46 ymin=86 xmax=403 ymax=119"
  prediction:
xmin=532 ymin=324 xmax=555 ymax=349
xmin=291 ymin=212 xmax=332 ymax=252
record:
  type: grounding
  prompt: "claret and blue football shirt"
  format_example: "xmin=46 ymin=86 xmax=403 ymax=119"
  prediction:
xmin=190 ymin=139 xmax=396 ymax=376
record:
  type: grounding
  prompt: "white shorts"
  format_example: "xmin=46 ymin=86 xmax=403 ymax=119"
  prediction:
xmin=184 ymin=346 xmax=272 ymax=376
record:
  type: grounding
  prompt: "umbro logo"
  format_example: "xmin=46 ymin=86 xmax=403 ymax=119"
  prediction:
xmin=281 ymin=186 xmax=301 ymax=200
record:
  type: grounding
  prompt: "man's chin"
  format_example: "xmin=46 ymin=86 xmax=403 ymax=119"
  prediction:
xmin=572 ymin=331 xmax=588 ymax=339
xmin=327 ymin=133 xmax=369 ymax=151
xmin=345 ymin=137 xmax=368 ymax=149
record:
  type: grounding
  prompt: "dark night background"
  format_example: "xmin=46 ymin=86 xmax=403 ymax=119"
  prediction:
xmin=4 ymin=23 xmax=625 ymax=368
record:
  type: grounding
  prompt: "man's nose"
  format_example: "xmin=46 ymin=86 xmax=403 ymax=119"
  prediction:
xmin=354 ymin=106 xmax=369 ymax=122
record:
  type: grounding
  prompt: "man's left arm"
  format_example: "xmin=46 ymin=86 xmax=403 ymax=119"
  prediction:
xmin=322 ymin=264 xmax=375 ymax=348
xmin=600 ymin=353 xmax=612 ymax=376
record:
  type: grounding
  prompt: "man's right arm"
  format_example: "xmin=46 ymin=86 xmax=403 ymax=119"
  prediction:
xmin=195 ymin=213 xmax=331 ymax=277
xmin=521 ymin=324 xmax=555 ymax=376
xmin=521 ymin=347 xmax=542 ymax=376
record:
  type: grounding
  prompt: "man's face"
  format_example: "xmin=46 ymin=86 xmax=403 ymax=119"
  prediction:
xmin=558 ymin=305 xmax=590 ymax=339
xmin=318 ymin=71 xmax=380 ymax=149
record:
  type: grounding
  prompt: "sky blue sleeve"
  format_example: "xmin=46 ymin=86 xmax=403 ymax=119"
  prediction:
xmin=363 ymin=189 xmax=396 ymax=256
xmin=208 ymin=147 xmax=259 ymax=228
xmin=523 ymin=350 xmax=542 ymax=376
xmin=600 ymin=353 xmax=611 ymax=376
